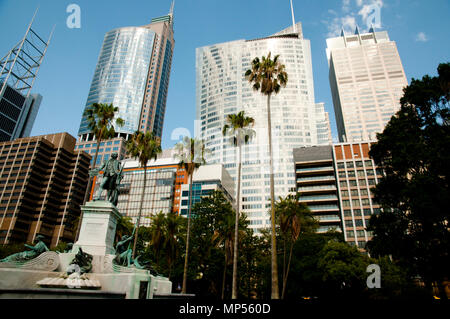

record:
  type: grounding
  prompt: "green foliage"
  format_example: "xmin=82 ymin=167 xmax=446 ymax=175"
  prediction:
xmin=368 ymin=62 xmax=450 ymax=293
xmin=317 ymin=241 xmax=370 ymax=297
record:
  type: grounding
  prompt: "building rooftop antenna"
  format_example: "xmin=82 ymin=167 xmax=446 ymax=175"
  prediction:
xmin=290 ymin=0 xmax=297 ymax=33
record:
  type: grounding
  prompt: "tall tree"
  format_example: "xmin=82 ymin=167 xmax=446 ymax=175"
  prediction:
xmin=126 ymin=131 xmax=162 ymax=258
xmin=245 ymin=52 xmax=288 ymax=299
xmin=222 ymin=110 xmax=255 ymax=299
xmin=174 ymin=136 xmax=208 ymax=294
xmin=77 ymin=103 xmax=124 ymax=238
xmin=274 ymin=194 xmax=318 ymax=299
xmin=368 ymin=62 xmax=450 ymax=299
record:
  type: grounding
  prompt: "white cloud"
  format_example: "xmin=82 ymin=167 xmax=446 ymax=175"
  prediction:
xmin=415 ymin=32 xmax=428 ymax=42
xmin=326 ymin=15 xmax=357 ymax=38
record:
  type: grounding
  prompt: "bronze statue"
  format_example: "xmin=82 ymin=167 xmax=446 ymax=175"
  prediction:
xmin=90 ymin=152 xmax=123 ymax=206
xmin=114 ymin=225 xmax=147 ymax=269
xmin=0 ymin=234 xmax=49 ymax=263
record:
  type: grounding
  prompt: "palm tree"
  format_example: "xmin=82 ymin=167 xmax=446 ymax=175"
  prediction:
xmin=275 ymin=194 xmax=317 ymax=299
xmin=77 ymin=103 xmax=124 ymax=239
xmin=245 ymin=52 xmax=288 ymax=299
xmin=126 ymin=131 xmax=162 ymax=258
xmin=212 ymin=211 xmax=235 ymax=299
xmin=164 ymin=211 xmax=185 ymax=280
xmin=174 ymin=136 xmax=208 ymax=294
xmin=222 ymin=111 xmax=255 ymax=299
xmin=149 ymin=211 xmax=166 ymax=269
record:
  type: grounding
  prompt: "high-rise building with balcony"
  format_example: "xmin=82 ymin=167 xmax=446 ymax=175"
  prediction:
xmin=196 ymin=22 xmax=331 ymax=233
xmin=326 ymin=28 xmax=407 ymax=142
xmin=0 ymin=133 xmax=91 ymax=247
xmin=294 ymin=146 xmax=341 ymax=233
xmin=293 ymin=141 xmax=384 ymax=249
xmin=77 ymin=8 xmax=175 ymax=165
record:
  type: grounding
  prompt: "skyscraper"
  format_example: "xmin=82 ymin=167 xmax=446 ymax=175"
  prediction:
xmin=77 ymin=8 xmax=175 ymax=165
xmin=326 ymin=28 xmax=407 ymax=142
xmin=196 ymin=22 xmax=331 ymax=233
xmin=0 ymin=12 xmax=51 ymax=142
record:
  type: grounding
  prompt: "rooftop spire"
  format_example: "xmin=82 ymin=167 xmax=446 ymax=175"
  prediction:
xmin=290 ymin=0 xmax=297 ymax=33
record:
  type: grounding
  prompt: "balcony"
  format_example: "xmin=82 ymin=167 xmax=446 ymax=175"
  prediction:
xmin=299 ymin=194 xmax=338 ymax=202
xmin=296 ymin=166 xmax=334 ymax=174
xmin=296 ymin=175 xmax=335 ymax=184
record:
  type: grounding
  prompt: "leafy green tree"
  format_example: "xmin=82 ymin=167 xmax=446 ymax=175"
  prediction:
xmin=368 ymin=62 xmax=450 ymax=298
xmin=222 ymin=110 xmax=255 ymax=299
xmin=317 ymin=241 xmax=370 ymax=299
xmin=245 ymin=52 xmax=288 ymax=299
xmin=126 ymin=131 xmax=162 ymax=258
xmin=189 ymin=190 xmax=235 ymax=298
xmin=174 ymin=136 xmax=208 ymax=294
xmin=274 ymin=194 xmax=318 ymax=299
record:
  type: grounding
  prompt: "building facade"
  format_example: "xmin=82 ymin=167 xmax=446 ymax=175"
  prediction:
xmin=77 ymin=10 xmax=175 ymax=163
xmin=0 ymin=82 xmax=42 ymax=142
xmin=0 ymin=133 xmax=91 ymax=247
xmin=178 ymin=164 xmax=235 ymax=217
xmin=333 ymin=141 xmax=381 ymax=249
xmin=294 ymin=141 xmax=383 ymax=249
xmin=294 ymin=146 xmax=341 ymax=233
xmin=196 ymin=22 xmax=331 ymax=233
xmin=326 ymin=28 xmax=407 ymax=142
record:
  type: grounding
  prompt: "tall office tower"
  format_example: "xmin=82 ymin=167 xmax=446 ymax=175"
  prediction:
xmin=0 ymin=13 xmax=51 ymax=142
xmin=0 ymin=133 xmax=91 ymax=247
xmin=326 ymin=28 xmax=407 ymax=142
xmin=196 ymin=22 xmax=331 ymax=233
xmin=77 ymin=8 xmax=175 ymax=165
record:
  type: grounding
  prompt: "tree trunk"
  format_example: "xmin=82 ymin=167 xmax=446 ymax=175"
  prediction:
xmin=132 ymin=163 xmax=146 ymax=259
xmin=281 ymin=238 xmax=295 ymax=299
xmin=267 ymin=93 xmax=280 ymax=299
xmin=182 ymin=173 xmax=193 ymax=294
xmin=76 ymin=136 xmax=102 ymax=241
xmin=222 ymin=254 xmax=227 ymax=300
xmin=231 ymin=143 xmax=242 ymax=299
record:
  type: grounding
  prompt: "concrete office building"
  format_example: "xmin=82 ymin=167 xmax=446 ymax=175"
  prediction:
xmin=77 ymin=7 xmax=175 ymax=165
xmin=196 ymin=22 xmax=331 ymax=233
xmin=294 ymin=141 xmax=383 ymax=248
xmin=326 ymin=28 xmax=407 ymax=142
xmin=0 ymin=133 xmax=91 ymax=247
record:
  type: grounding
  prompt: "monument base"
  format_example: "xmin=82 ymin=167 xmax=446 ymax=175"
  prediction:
xmin=73 ymin=200 xmax=121 ymax=256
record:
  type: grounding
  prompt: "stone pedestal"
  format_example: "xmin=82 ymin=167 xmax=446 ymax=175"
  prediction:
xmin=73 ymin=201 xmax=121 ymax=256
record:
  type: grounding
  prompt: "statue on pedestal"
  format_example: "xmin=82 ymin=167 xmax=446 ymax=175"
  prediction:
xmin=89 ymin=152 xmax=123 ymax=206
xmin=0 ymin=234 xmax=49 ymax=263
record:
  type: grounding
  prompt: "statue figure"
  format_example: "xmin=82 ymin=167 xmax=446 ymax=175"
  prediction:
xmin=114 ymin=225 xmax=147 ymax=269
xmin=89 ymin=152 xmax=123 ymax=206
xmin=67 ymin=247 xmax=93 ymax=275
xmin=0 ymin=234 xmax=49 ymax=263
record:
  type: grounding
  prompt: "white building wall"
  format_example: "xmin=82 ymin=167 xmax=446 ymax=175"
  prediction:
xmin=196 ymin=23 xmax=328 ymax=233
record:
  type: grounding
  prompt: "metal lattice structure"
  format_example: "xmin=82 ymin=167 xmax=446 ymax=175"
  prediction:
xmin=0 ymin=10 xmax=53 ymax=99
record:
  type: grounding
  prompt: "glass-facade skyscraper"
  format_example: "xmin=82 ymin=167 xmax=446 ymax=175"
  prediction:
xmin=326 ymin=28 xmax=407 ymax=142
xmin=77 ymin=11 xmax=174 ymax=165
xmin=196 ymin=23 xmax=331 ymax=233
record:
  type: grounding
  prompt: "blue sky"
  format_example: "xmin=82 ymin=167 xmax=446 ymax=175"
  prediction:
xmin=0 ymin=0 xmax=448 ymax=149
